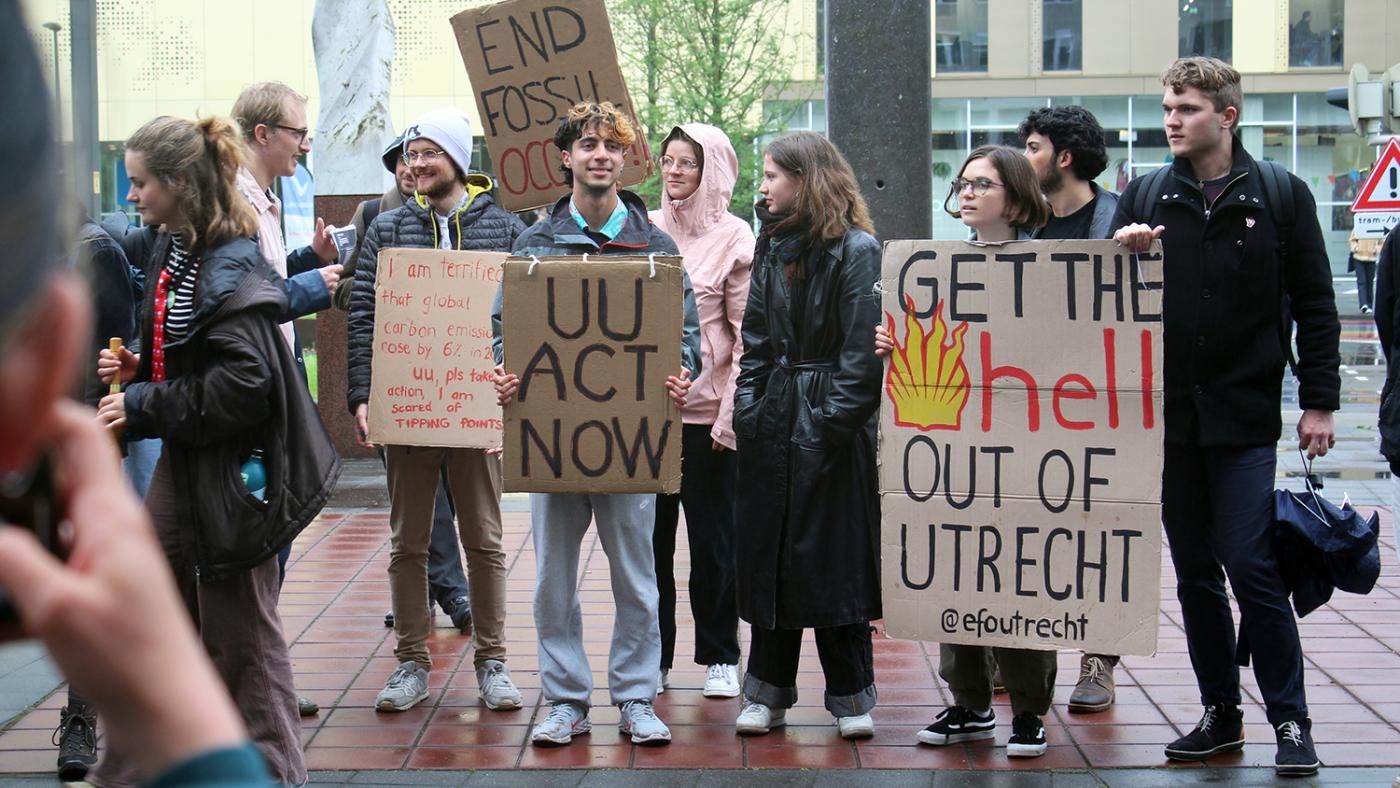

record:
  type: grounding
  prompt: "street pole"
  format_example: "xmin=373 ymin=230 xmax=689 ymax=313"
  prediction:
xmin=70 ymin=0 xmax=100 ymax=218
xmin=41 ymin=21 xmax=60 ymax=134
xmin=825 ymin=0 xmax=931 ymax=241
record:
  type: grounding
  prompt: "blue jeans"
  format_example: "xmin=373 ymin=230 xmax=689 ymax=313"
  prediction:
xmin=1162 ymin=442 xmax=1307 ymax=726
xmin=123 ymin=437 xmax=161 ymax=497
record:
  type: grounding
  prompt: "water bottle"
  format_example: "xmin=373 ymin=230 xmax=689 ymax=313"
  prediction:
xmin=240 ymin=449 xmax=267 ymax=502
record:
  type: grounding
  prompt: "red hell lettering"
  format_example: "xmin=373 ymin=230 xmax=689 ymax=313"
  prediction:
xmin=980 ymin=332 xmax=1040 ymax=432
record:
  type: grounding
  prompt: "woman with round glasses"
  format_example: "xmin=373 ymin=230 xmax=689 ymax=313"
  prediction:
xmin=876 ymin=145 xmax=1055 ymax=758
xmin=647 ymin=124 xmax=754 ymax=699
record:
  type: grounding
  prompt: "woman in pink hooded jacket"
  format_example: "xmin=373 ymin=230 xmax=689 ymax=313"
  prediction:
xmin=649 ymin=123 xmax=754 ymax=699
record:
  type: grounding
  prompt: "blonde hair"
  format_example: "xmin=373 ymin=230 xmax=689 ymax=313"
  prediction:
xmin=231 ymin=81 xmax=307 ymax=142
xmin=764 ymin=131 xmax=874 ymax=243
xmin=1162 ymin=57 xmax=1243 ymax=131
xmin=124 ymin=115 xmax=258 ymax=252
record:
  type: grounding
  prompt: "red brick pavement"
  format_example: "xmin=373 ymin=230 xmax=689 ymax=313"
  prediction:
xmin=1 ymin=505 xmax=1398 ymax=774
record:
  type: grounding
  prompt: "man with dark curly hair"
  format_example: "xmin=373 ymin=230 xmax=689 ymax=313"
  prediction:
xmin=1018 ymin=105 xmax=1122 ymax=714
xmin=1019 ymin=105 xmax=1119 ymax=242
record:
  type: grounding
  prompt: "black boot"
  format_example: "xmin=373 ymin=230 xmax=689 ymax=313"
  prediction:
xmin=54 ymin=704 xmax=97 ymax=781
xmin=1164 ymin=703 xmax=1245 ymax=760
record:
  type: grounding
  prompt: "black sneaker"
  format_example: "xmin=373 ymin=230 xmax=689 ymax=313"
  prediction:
xmin=1164 ymin=704 xmax=1245 ymax=760
xmin=53 ymin=705 xmax=97 ymax=781
xmin=916 ymin=705 xmax=996 ymax=745
xmin=445 ymin=594 xmax=472 ymax=634
xmin=1007 ymin=712 xmax=1048 ymax=757
xmin=1274 ymin=719 xmax=1320 ymax=777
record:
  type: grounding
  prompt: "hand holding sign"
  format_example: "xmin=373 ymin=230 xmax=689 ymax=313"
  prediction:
xmin=664 ymin=368 xmax=691 ymax=408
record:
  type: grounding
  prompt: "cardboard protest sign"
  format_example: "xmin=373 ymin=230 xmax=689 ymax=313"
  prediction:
xmin=368 ymin=248 xmax=509 ymax=448
xmin=501 ymin=257 xmax=683 ymax=493
xmin=878 ymin=240 xmax=1165 ymax=656
xmin=450 ymin=0 xmax=653 ymax=212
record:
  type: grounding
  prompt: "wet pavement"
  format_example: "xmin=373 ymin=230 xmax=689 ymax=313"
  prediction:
xmin=0 ymin=293 xmax=1397 ymax=783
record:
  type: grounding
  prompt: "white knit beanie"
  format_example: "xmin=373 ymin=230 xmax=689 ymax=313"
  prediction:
xmin=403 ymin=108 xmax=474 ymax=173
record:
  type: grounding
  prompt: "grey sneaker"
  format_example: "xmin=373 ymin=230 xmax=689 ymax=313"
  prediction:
xmin=619 ymin=699 xmax=671 ymax=746
xmin=476 ymin=659 xmax=523 ymax=711
xmin=531 ymin=702 xmax=591 ymax=746
xmin=375 ymin=661 xmax=429 ymax=711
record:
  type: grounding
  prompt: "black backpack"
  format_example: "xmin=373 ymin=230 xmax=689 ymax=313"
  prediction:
xmin=1132 ymin=159 xmax=1298 ymax=371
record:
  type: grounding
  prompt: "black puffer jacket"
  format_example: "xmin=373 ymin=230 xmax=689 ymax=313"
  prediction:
xmin=1110 ymin=139 xmax=1340 ymax=446
xmin=733 ymin=214 xmax=883 ymax=630
xmin=347 ymin=174 xmax=525 ymax=412
xmin=124 ymin=234 xmax=341 ymax=579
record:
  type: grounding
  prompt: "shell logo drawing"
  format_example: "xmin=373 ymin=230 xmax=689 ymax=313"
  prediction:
xmin=884 ymin=296 xmax=972 ymax=430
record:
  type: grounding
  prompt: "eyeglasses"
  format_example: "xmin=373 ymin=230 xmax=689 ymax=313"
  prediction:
xmin=951 ymin=177 xmax=1003 ymax=196
xmin=275 ymin=124 xmax=311 ymax=144
xmin=660 ymin=155 xmax=699 ymax=173
xmin=402 ymin=149 xmax=447 ymax=165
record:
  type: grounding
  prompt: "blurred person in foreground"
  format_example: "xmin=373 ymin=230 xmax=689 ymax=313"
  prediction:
xmin=0 ymin=0 xmax=269 ymax=783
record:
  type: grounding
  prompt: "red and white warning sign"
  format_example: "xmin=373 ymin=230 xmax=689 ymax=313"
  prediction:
xmin=1351 ymin=137 xmax=1400 ymax=238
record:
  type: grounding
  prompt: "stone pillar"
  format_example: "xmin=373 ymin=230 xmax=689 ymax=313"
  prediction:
xmin=826 ymin=0 xmax=932 ymax=241
xmin=311 ymin=0 xmax=396 ymax=458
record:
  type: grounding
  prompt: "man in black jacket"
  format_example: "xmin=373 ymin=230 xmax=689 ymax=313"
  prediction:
xmin=347 ymin=108 xmax=527 ymax=716
xmin=1114 ymin=57 xmax=1340 ymax=778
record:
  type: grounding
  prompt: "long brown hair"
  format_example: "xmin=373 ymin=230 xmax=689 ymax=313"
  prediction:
xmin=124 ymin=115 xmax=258 ymax=252
xmin=944 ymin=145 xmax=1049 ymax=231
xmin=764 ymin=131 xmax=874 ymax=243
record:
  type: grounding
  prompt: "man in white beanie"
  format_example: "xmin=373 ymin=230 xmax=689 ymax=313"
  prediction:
xmin=347 ymin=107 xmax=528 ymax=713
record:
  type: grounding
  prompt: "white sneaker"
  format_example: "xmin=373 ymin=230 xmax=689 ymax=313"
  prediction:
xmin=657 ymin=668 xmax=669 ymax=695
xmin=375 ymin=661 xmax=429 ymax=712
xmin=531 ymin=702 xmax=590 ymax=746
xmin=702 ymin=664 xmax=741 ymax=698
xmin=837 ymin=712 xmax=875 ymax=740
xmin=735 ymin=698 xmax=785 ymax=735
xmin=475 ymin=659 xmax=523 ymax=711
xmin=619 ymin=699 xmax=672 ymax=746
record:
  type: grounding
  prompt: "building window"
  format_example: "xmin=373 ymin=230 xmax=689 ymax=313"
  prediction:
xmin=1042 ymin=0 xmax=1082 ymax=71
xmin=1288 ymin=0 xmax=1343 ymax=68
xmin=1179 ymin=0 xmax=1232 ymax=61
xmin=935 ymin=0 xmax=989 ymax=73
xmin=816 ymin=1 xmax=826 ymax=74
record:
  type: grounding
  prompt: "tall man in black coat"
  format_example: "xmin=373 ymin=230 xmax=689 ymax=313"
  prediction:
xmin=1113 ymin=57 xmax=1339 ymax=778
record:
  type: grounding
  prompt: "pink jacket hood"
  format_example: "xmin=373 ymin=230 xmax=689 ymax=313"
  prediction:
xmin=656 ymin=123 xmax=740 ymax=241
xmin=649 ymin=124 xmax=754 ymax=449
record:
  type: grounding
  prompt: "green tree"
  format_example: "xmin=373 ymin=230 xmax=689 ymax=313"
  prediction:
xmin=611 ymin=0 xmax=802 ymax=220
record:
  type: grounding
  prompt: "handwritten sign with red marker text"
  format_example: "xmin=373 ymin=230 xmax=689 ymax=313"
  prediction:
xmin=368 ymin=248 xmax=509 ymax=448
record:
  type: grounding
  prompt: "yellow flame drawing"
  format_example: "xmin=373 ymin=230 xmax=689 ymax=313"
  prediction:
xmin=885 ymin=296 xmax=972 ymax=430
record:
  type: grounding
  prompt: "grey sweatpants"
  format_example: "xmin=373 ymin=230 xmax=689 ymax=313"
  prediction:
xmin=532 ymin=492 xmax=661 ymax=709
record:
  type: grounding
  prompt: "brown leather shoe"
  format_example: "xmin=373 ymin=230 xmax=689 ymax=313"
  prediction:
xmin=1068 ymin=654 xmax=1115 ymax=713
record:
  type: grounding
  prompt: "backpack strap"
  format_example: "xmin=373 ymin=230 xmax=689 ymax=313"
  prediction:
xmin=1257 ymin=160 xmax=1295 ymax=258
xmin=1257 ymin=160 xmax=1299 ymax=375
xmin=1133 ymin=165 xmax=1172 ymax=226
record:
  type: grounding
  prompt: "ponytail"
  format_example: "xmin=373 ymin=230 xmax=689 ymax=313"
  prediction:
xmin=125 ymin=115 xmax=258 ymax=253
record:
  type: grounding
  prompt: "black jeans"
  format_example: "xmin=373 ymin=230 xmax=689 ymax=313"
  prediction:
xmin=1355 ymin=257 xmax=1377 ymax=310
xmin=654 ymin=423 xmax=740 ymax=668
xmin=743 ymin=623 xmax=876 ymax=716
xmin=1163 ymin=442 xmax=1307 ymax=726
